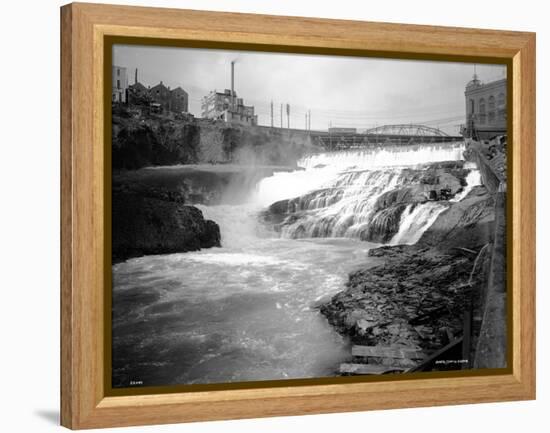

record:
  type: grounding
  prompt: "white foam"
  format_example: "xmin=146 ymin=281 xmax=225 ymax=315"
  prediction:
xmin=390 ymin=202 xmax=447 ymax=245
xmin=450 ymin=169 xmax=482 ymax=202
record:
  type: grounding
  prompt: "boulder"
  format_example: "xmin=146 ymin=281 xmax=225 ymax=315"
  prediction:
xmin=418 ymin=185 xmax=495 ymax=250
xmin=112 ymin=190 xmax=220 ymax=263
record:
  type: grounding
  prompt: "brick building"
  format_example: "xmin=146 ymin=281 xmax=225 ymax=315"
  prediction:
xmin=128 ymin=82 xmax=148 ymax=102
xmin=169 ymin=87 xmax=189 ymax=113
xmin=127 ymin=69 xmax=189 ymax=113
xmin=464 ymin=75 xmax=507 ymax=139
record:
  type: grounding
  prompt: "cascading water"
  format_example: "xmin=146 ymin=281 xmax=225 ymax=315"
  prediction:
xmin=450 ymin=162 xmax=482 ymax=202
xmin=389 ymin=202 xmax=447 ymax=245
xmin=298 ymin=142 xmax=467 ymax=170
xmin=256 ymin=141 xmax=478 ymax=244
xmin=112 ymin=141 xmax=482 ymax=387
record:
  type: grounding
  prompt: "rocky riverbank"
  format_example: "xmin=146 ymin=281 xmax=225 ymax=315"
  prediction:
xmin=319 ymin=185 xmax=495 ymax=355
xmin=318 ymin=137 xmax=507 ymax=371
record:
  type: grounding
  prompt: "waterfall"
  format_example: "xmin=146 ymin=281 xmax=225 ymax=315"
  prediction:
xmin=389 ymin=202 xmax=447 ymax=245
xmin=254 ymin=141 xmax=478 ymax=245
xmin=450 ymin=167 xmax=481 ymax=202
xmin=197 ymin=204 xmax=270 ymax=249
xmin=298 ymin=142 xmax=466 ymax=170
xmin=276 ymin=169 xmax=403 ymax=239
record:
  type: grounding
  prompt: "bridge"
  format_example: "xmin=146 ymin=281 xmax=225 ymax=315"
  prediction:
xmin=310 ymin=124 xmax=463 ymax=150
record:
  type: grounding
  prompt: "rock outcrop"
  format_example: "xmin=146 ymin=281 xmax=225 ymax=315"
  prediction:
xmin=418 ymin=185 xmax=495 ymax=251
xmin=463 ymin=136 xmax=507 ymax=192
xmin=113 ymin=165 xmax=284 ymax=207
xmin=112 ymin=184 xmax=220 ymax=263
xmin=320 ymin=245 xmax=487 ymax=353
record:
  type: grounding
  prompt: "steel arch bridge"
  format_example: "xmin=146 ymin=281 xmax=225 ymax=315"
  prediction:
xmin=364 ymin=124 xmax=450 ymax=137
xmin=310 ymin=123 xmax=462 ymax=150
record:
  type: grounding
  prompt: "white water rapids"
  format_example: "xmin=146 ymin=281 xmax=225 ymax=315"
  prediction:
xmin=112 ymin=142 xmax=481 ymax=387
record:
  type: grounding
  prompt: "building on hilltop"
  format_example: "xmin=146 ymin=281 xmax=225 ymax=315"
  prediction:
xmin=201 ymin=61 xmax=258 ymax=126
xmin=169 ymin=87 xmax=189 ymax=113
xmin=149 ymin=81 xmax=172 ymax=111
xmin=201 ymin=89 xmax=258 ymax=126
xmin=463 ymin=74 xmax=507 ymax=140
xmin=201 ymin=89 xmax=234 ymax=119
xmin=128 ymin=68 xmax=148 ymax=103
xmin=127 ymin=68 xmax=189 ymax=113
xmin=112 ymin=65 xmax=128 ymax=103
xmin=128 ymin=81 xmax=148 ymax=97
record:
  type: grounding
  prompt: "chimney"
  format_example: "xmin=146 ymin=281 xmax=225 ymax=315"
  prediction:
xmin=135 ymin=68 xmax=138 ymax=84
xmin=231 ymin=61 xmax=235 ymax=111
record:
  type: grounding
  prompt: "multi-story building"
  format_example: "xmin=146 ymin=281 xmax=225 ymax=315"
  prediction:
xmin=143 ymin=81 xmax=189 ymax=113
xmin=463 ymin=75 xmax=507 ymax=139
xmin=112 ymin=66 xmax=128 ymax=103
xmin=201 ymin=89 xmax=257 ymax=126
xmin=128 ymin=83 xmax=148 ymax=103
xmin=126 ymin=68 xmax=189 ymax=113
xmin=148 ymin=81 xmax=172 ymax=111
xmin=169 ymin=87 xmax=189 ymax=113
xmin=201 ymin=89 xmax=233 ymax=119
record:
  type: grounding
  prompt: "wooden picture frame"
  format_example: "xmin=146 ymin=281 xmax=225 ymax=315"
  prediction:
xmin=61 ymin=2 xmax=536 ymax=429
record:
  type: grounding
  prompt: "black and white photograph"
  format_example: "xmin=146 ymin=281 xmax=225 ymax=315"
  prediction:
xmin=110 ymin=45 xmax=508 ymax=389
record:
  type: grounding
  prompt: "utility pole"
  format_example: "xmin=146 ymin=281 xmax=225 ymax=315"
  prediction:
xmin=230 ymin=60 xmax=235 ymax=111
xmin=305 ymin=112 xmax=308 ymax=130
xmin=286 ymin=103 xmax=290 ymax=129
xmin=280 ymin=103 xmax=283 ymax=128
xmin=270 ymin=100 xmax=274 ymax=128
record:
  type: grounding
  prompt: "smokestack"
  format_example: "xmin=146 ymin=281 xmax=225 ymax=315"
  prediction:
xmin=135 ymin=68 xmax=138 ymax=84
xmin=231 ymin=60 xmax=235 ymax=111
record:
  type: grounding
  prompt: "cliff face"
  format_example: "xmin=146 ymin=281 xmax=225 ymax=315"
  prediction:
xmin=112 ymin=118 xmax=201 ymax=170
xmin=112 ymin=107 xmax=314 ymax=170
xmin=113 ymin=165 xmax=288 ymax=207
xmin=112 ymin=184 xmax=220 ymax=263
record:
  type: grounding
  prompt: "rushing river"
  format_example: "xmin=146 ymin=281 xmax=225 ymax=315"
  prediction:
xmin=112 ymin=142 xmax=480 ymax=387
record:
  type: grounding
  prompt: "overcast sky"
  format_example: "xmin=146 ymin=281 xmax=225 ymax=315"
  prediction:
xmin=113 ymin=45 xmax=506 ymax=134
